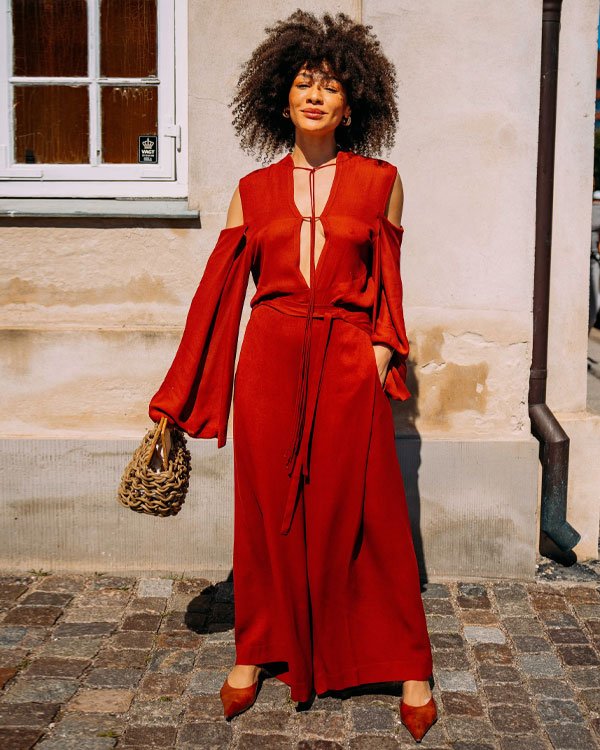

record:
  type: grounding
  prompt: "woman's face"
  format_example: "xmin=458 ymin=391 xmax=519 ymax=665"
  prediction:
xmin=287 ymin=62 xmax=351 ymax=137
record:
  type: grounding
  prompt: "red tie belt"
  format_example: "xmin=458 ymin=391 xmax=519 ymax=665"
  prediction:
xmin=251 ymin=156 xmax=376 ymax=536
xmin=253 ymin=294 xmax=373 ymax=536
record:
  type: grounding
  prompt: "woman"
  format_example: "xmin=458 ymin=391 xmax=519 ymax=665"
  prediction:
xmin=149 ymin=10 xmax=437 ymax=742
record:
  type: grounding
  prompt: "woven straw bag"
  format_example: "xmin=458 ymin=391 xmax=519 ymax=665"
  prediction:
xmin=117 ymin=416 xmax=192 ymax=517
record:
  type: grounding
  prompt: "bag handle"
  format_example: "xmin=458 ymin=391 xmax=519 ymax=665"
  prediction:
xmin=145 ymin=416 xmax=170 ymax=471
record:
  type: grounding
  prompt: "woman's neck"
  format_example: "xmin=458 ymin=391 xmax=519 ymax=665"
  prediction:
xmin=290 ymin=139 xmax=340 ymax=169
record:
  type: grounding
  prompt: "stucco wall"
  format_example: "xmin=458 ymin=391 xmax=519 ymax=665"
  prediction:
xmin=0 ymin=0 xmax=545 ymax=439
xmin=0 ymin=0 xmax=598 ymax=571
xmin=550 ymin=0 xmax=599 ymax=413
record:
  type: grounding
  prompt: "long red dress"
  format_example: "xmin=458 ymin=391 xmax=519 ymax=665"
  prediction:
xmin=149 ymin=149 xmax=433 ymax=703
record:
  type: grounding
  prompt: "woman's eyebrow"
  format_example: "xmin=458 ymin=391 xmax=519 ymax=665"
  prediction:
xmin=296 ymin=72 xmax=340 ymax=84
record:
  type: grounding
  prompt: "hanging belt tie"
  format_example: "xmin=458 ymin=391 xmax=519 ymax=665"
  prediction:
xmin=252 ymin=292 xmax=374 ymax=537
xmin=281 ymin=160 xmax=337 ymax=534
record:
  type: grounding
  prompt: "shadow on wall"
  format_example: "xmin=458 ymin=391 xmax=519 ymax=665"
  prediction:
xmin=392 ymin=334 xmax=489 ymax=585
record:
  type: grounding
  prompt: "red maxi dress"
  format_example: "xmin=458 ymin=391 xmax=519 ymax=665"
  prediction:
xmin=149 ymin=149 xmax=433 ymax=702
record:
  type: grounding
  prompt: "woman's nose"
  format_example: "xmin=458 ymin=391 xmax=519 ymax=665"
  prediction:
xmin=307 ymin=86 xmax=323 ymax=102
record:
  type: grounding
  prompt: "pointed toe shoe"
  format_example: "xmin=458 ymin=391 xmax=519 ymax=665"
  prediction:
xmin=400 ymin=694 xmax=438 ymax=743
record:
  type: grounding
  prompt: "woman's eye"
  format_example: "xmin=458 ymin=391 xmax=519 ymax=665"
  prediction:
xmin=295 ymin=82 xmax=338 ymax=93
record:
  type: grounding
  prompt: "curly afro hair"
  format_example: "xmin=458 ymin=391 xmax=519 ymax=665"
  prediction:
xmin=228 ymin=9 xmax=399 ymax=165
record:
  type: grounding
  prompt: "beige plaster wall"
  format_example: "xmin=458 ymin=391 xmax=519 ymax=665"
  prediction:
xmin=0 ymin=1 xmax=598 ymax=562
xmin=1 ymin=0 xmax=549 ymax=440
xmin=550 ymin=0 xmax=598 ymax=412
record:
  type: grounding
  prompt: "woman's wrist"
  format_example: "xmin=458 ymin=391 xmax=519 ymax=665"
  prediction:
xmin=373 ymin=343 xmax=393 ymax=365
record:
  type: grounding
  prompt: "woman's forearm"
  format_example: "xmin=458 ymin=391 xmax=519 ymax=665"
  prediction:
xmin=373 ymin=343 xmax=394 ymax=385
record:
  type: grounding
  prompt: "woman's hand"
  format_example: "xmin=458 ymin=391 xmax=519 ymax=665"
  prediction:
xmin=373 ymin=343 xmax=393 ymax=387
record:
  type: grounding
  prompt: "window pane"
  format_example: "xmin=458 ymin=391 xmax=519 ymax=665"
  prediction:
xmin=14 ymin=85 xmax=89 ymax=164
xmin=100 ymin=0 xmax=157 ymax=77
xmin=101 ymin=86 xmax=157 ymax=163
xmin=12 ymin=0 xmax=88 ymax=77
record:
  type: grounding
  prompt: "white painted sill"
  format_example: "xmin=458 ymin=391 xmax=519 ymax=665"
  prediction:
xmin=0 ymin=198 xmax=199 ymax=219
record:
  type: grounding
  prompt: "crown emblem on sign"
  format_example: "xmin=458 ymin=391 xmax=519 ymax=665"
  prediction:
xmin=142 ymin=138 xmax=154 ymax=149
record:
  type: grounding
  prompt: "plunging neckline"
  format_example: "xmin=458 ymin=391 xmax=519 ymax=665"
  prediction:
xmin=284 ymin=150 xmax=347 ymax=289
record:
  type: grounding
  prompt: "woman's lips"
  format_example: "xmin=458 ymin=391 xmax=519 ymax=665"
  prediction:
xmin=302 ymin=111 xmax=325 ymax=119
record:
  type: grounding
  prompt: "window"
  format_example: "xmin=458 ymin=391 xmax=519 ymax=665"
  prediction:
xmin=0 ymin=0 xmax=187 ymax=198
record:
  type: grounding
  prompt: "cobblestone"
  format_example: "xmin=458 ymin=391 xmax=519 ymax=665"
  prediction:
xmin=0 ymin=570 xmax=597 ymax=748
xmin=463 ymin=626 xmax=506 ymax=644
xmin=511 ymin=634 xmax=552 ymax=651
xmin=471 ymin=643 xmax=514 ymax=664
xmin=536 ymin=696 xmax=584 ymax=724
xmin=544 ymin=723 xmax=597 ymax=750
xmin=517 ymin=652 xmax=564 ymax=677
xmin=137 ymin=578 xmax=174 ymax=599
xmin=432 ymin=648 xmax=471 ymax=669
xmin=67 ymin=688 xmax=134 ymax=713
xmin=437 ymin=669 xmax=478 ymax=692
xmin=3 ymin=676 xmax=80 ymax=703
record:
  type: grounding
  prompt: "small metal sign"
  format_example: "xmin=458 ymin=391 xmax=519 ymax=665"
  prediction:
xmin=138 ymin=135 xmax=158 ymax=164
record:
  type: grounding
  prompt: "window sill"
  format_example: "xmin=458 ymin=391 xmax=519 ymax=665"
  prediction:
xmin=0 ymin=198 xmax=199 ymax=219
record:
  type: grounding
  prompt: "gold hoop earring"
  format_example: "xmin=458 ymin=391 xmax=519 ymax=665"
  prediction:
xmin=283 ymin=108 xmax=290 ymax=118
xmin=343 ymin=114 xmax=352 ymax=126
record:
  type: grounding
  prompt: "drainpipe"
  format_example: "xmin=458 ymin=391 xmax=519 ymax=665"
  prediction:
xmin=529 ymin=0 xmax=581 ymax=559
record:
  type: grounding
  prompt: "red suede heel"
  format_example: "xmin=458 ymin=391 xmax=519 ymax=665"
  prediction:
xmin=400 ymin=694 xmax=438 ymax=743
xmin=219 ymin=669 xmax=264 ymax=720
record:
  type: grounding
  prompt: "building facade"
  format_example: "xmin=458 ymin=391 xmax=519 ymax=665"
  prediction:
xmin=0 ymin=0 xmax=598 ymax=579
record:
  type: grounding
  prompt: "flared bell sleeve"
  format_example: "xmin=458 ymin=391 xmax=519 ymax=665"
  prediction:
xmin=148 ymin=223 xmax=252 ymax=446
xmin=370 ymin=212 xmax=411 ymax=400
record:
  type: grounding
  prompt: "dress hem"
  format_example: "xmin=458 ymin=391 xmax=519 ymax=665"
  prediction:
xmin=235 ymin=644 xmax=433 ymax=704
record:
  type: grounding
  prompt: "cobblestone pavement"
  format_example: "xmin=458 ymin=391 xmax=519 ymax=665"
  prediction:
xmin=0 ymin=565 xmax=599 ymax=750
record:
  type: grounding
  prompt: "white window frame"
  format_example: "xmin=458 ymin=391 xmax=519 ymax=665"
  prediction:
xmin=0 ymin=0 xmax=187 ymax=198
